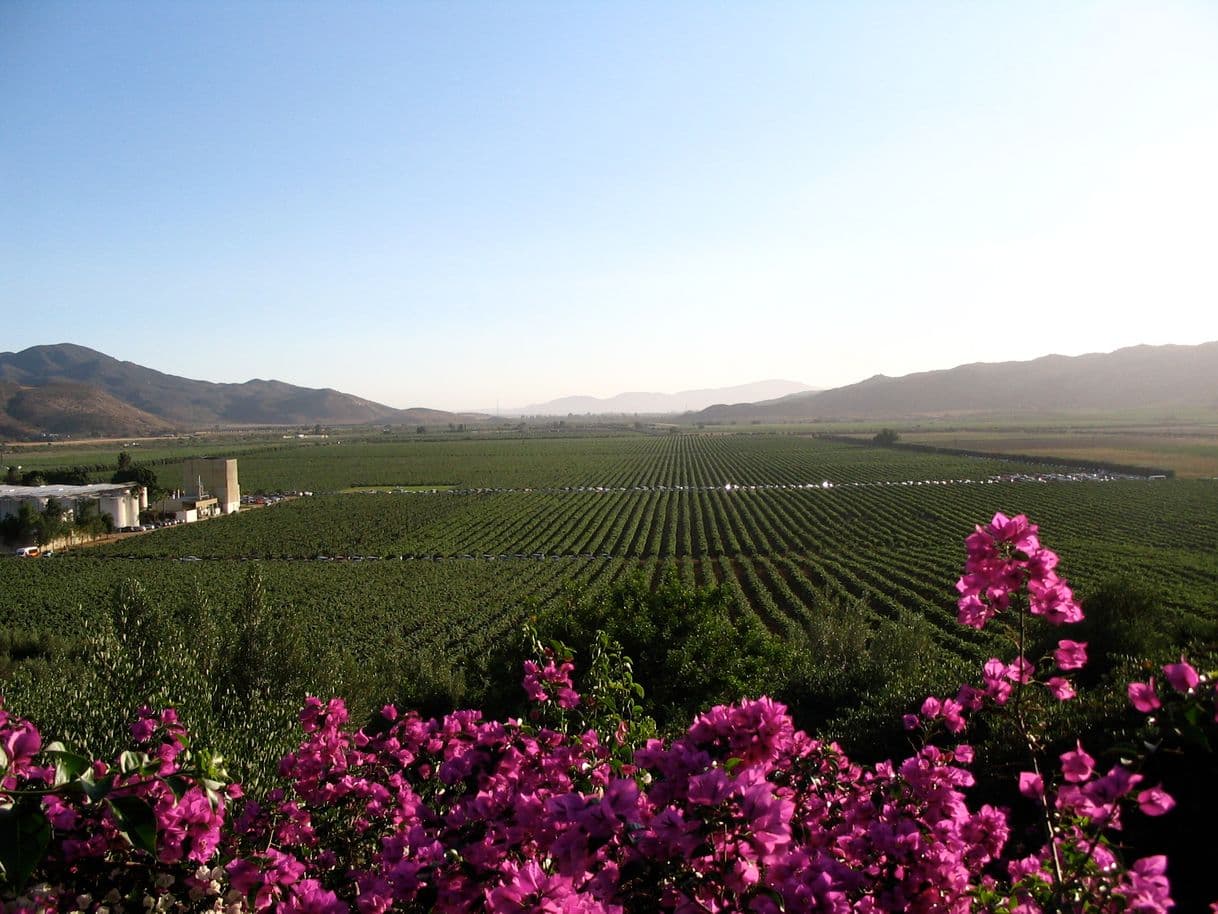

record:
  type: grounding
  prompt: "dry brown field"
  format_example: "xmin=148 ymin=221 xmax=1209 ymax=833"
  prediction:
xmin=896 ymin=427 xmax=1218 ymax=478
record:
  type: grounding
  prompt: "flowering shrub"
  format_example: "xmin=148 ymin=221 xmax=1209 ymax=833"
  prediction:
xmin=0 ymin=706 xmax=236 ymax=912
xmin=3 ymin=513 xmax=1216 ymax=912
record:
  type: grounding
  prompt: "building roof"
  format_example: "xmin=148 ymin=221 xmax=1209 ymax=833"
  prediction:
xmin=0 ymin=483 xmax=140 ymax=498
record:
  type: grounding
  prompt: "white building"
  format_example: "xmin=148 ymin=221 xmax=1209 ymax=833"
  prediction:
xmin=0 ymin=483 xmax=146 ymax=529
xmin=182 ymin=458 xmax=240 ymax=514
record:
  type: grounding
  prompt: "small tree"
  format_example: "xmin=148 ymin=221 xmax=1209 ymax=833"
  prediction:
xmin=873 ymin=427 xmax=900 ymax=446
xmin=113 ymin=463 xmax=160 ymax=498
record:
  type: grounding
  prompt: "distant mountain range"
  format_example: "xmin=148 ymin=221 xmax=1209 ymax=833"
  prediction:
xmin=502 ymin=380 xmax=816 ymax=416
xmin=0 ymin=344 xmax=479 ymax=437
xmin=4 ymin=341 xmax=1216 ymax=439
xmin=694 ymin=342 xmax=1218 ymax=422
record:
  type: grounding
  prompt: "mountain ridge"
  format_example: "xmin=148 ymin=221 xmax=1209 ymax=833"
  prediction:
xmin=5 ymin=341 xmax=1217 ymax=438
xmin=694 ymin=342 xmax=1218 ymax=422
xmin=0 ymin=344 xmax=478 ymax=436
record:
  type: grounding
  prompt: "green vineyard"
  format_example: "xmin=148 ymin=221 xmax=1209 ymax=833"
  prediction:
xmin=6 ymin=433 xmax=1216 ymax=677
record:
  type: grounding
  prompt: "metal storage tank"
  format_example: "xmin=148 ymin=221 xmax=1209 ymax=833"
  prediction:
xmin=99 ymin=494 xmax=131 ymax=529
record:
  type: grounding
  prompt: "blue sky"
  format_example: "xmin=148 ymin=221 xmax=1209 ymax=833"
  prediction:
xmin=3 ymin=1 xmax=1217 ymax=410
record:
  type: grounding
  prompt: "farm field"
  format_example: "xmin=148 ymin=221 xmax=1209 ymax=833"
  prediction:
xmin=164 ymin=431 xmax=1111 ymax=493
xmin=5 ymin=433 xmax=1216 ymax=698
xmin=881 ymin=425 xmax=1218 ymax=478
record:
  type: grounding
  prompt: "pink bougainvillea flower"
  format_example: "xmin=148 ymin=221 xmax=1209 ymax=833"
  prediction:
xmin=1046 ymin=677 xmax=1076 ymax=701
xmin=975 ymin=512 xmax=1041 ymax=556
xmin=1018 ymin=771 xmax=1044 ymax=799
xmin=1 ymin=720 xmax=41 ymax=767
xmin=1163 ymin=657 xmax=1199 ymax=694
xmin=956 ymin=592 xmax=996 ymax=629
xmin=1137 ymin=785 xmax=1176 ymax=817
xmin=1060 ymin=742 xmax=1095 ymax=783
xmin=1005 ymin=656 xmax=1035 ymax=684
xmin=1054 ymin=640 xmax=1088 ymax=672
xmin=1027 ymin=576 xmax=1083 ymax=624
xmin=1121 ymin=855 xmax=1172 ymax=914
xmin=1128 ymin=679 xmax=1162 ymax=713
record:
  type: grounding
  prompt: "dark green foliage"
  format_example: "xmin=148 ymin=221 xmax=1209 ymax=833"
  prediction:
xmin=3 ymin=569 xmax=338 ymax=795
xmin=0 ymin=503 xmax=42 ymax=545
xmin=0 ymin=494 xmax=114 ymax=546
xmin=565 ymin=572 xmax=789 ymax=723
xmin=111 ymin=463 xmax=159 ymax=496
xmin=469 ymin=572 xmax=801 ymax=733
xmin=1080 ymin=575 xmax=1168 ymax=659
xmin=39 ymin=466 xmax=91 ymax=485
xmin=0 ymin=501 xmax=67 ymax=546
xmin=786 ymin=601 xmax=967 ymax=738
xmin=72 ymin=499 xmax=113 ymax=536
xmin=873 ymin=428 xmax=900 ymax=446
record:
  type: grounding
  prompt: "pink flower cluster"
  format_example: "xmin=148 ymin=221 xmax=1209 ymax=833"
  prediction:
xmin=1128 ymin=656 xmax=1216 ymax=718
xmin=915 ymin=515 xmax=1090 ymax=734
xmin=1 ymin=673 xmax=1189 ymax=914
xmin=3 ymin=512 xmax=1212 ymax=914
xmin=0 ymin=706 xmax=236 ymax=912
xmin=956 ymin=513 xmax=1082 ymax=628
xmin=224 ymin=689 xmax=1023 ymax=914
xmin=522 ymin=656 xmax=581 ymax=710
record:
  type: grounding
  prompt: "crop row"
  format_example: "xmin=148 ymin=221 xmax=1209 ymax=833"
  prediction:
xmin=220 ymin=432 xmax=1060 ymax=493
xmin=9 ymin=434 xmax=1215 ymax=689
xmin=82 ymin=476 xmax=1217 ymax=655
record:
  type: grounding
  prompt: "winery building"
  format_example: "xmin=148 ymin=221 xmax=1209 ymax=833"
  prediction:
xmin=0 ymin=482 xmax=147 ymax=529
xmin=153 ymin=457 xmax=241 ymax=522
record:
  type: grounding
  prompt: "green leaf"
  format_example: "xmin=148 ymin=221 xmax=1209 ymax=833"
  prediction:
xmin=118 ymin=750 xmax=146 ymax=774
xmin=0 ymin=802 xmax=52 ymax=891
xmin=107 ymin=795 xmax=158 ymax=855
xmin=79 ymin=771 xmax=114 ymax=802
xmin=45 ymin=747 xmax=92 ymax=787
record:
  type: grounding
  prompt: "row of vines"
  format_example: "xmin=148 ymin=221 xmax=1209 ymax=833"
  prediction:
xmin=6 ymin=434 xmax=1215 ymax=693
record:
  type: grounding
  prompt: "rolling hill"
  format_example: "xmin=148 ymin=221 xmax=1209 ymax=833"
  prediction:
xmin=0 ymin=344 xmax=476 ymax=436
xmin=0 ymin=381 xmax=173 ymax=438
xmin=694 ymin=342 xmax=1218 ymax=422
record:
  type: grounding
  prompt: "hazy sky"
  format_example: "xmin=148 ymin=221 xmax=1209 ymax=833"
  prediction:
xmin=3 ymin=2 xmax=1217 ymax=410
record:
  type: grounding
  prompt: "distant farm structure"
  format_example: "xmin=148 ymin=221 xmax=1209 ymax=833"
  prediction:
xmin=0 ymin=482 xmax=147 ymax=531
xmin=153 ymin=458 xmax=240 ymax=523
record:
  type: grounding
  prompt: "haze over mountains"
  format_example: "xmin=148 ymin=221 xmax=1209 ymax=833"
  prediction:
xmin=2 ymin=341 xmax=1217 ymax=438
xmin=695 ymin=342 xmax=1218 ymax=422
xmin=500 ymin=380 xmax=816 ymax=416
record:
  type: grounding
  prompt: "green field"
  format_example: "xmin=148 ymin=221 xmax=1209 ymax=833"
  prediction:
xmin=3 ymin=430 xmax=1216 ymax=759
xmin=7 ymin=432 xmax=1216 ymax=651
